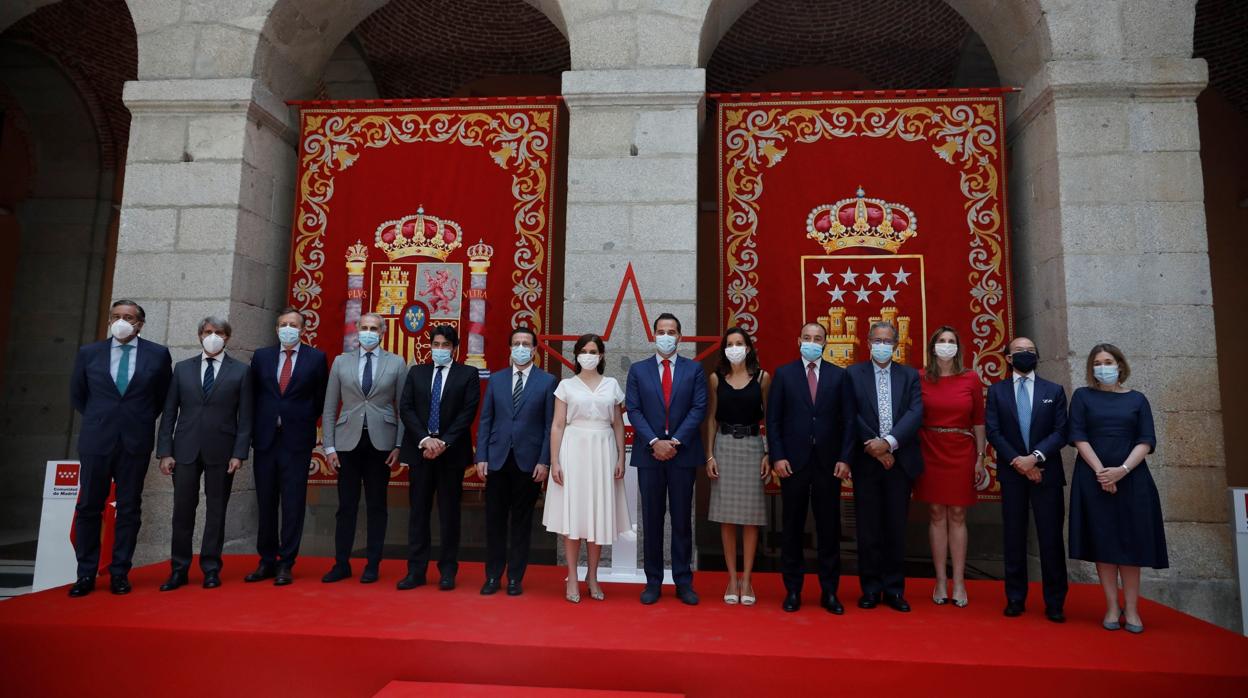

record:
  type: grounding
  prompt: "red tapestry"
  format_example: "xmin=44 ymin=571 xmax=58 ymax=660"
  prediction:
xmin=716 ymin=90 xmax=1015 ymax=501
xmin=287 ymin=98 xmax=562 ymax=486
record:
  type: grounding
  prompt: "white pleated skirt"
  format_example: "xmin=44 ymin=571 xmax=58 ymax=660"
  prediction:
xmin=542 ymin=423 xmax=631 ymax=544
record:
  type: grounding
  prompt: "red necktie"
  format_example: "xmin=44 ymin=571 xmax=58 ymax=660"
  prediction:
xmin=807 ymin=363 xmax=818 ymax=404
xmin=661 ymin=359 xmax=673 ymax=434
xmin=279 ymin=349 xmax=294 ymax=394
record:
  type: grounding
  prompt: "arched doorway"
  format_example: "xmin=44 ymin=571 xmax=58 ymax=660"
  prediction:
xmin=0 ymin=0 xmax=136 ymax=558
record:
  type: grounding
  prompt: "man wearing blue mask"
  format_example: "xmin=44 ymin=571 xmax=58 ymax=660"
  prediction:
xmin=247 ymin=307 xmax=328 ymax=586
xmin=320 ymin=313 xmax=407 ymax=585
xmin=846 ymin=321 xmax=924 ymax=612
xmin=766 ymin=322 xmax=855 ymax=614
xmin=475 ymin=327 xmax=557 ymax=596
xmin=398 ymin=325 xmax=481 ymax=591
xmin=626 ymin=312 xmax=708 ymax=605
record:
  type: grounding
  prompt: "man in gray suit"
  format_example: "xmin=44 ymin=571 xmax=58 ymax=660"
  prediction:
xmin=321 ymin=313 xmax=406 ymax=584
xmin=156 ymin=316 xmax=253 ymax=590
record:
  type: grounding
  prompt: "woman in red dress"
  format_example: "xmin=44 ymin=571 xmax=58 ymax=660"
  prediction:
xmin=914 ymin=326 xmax=986 ymax=607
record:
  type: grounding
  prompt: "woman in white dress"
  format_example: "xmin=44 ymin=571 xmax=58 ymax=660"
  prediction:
xmin=543 ymin=333 xmax=629 ymax=603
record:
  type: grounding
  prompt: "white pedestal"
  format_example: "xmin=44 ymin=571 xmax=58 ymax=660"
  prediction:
xmin=33 ymin=461 xmax=85 ymax=592
xmin=1231 ymin=488 xmax=1248 ymax=636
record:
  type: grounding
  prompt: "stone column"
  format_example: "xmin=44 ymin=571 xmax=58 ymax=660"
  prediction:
xmin=115 ymin=76 xmax=297 ymax=566
xmin=561 ymin=67 xmax=705 ymax=571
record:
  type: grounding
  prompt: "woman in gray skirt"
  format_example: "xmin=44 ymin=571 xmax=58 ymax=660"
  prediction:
xmin=704 ymin=327 xmax=771 ymax=605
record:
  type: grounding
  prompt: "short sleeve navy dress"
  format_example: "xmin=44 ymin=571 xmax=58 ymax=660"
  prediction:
xmin=1067 ymin=387 xmax=1168 ymax=568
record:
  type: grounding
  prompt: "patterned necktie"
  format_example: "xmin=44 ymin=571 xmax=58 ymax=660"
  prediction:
xmin=876 ymin=367 xmax=893 ymax=437
xmin=279 ymin=349 xmax=294 ymax=394
xmin=1016 ymin=376 xmax=1032 ymax=451
xmin=513 ymin=370 xmax=524 ymax=413
xmin=362 ymin=351 xmax=373 ymax=395
xmin=429 ymin=366 xmax=444 ymax=434
xmin=661 ymin=359 xmax=673 ymax=434
xmin=806 ymin=363 xmax=818 ymax=404
xmin=115 ymin=344 xmax=132 ymax=395
xmin=203 ymin=357 xmax=215 ymax=396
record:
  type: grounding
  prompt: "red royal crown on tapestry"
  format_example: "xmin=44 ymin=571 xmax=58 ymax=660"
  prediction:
xmin=374 ymin=205 xmax=465 ymax=261
xmin=806 ymin=187 xmax=918 ymax=253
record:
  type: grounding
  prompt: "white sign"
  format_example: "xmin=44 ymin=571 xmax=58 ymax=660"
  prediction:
xmin=33 ymin=461 xmax=85 ymax=592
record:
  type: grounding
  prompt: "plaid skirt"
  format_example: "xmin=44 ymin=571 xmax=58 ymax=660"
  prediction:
xmin=708 ymin=434 xmax=767 ymax=526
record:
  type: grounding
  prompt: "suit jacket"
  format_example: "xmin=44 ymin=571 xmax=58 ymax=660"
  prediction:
xmin=70 ymin=337 xmax=173 ymax=456
xmin=626 ymin=355 xmax=708 ymax=469
xmin=476 ymin=365 xmax=556 ymax=472
xmin=399 ymin=362 xmax=481 ymax=467
xmin=846 ymin=360 xmax=925 ymax=478
xmin=157 ymin=354 xmax=253 ymax=465
xmin=986 ymin=374 xmax=1068 ymax=486
xmin=766 ymin=359 xmax=855 ymax=471
xmin=250 ymin=343 xmax=328 ymax=453
xmin=322 ymin=348 xmax=407 ymax=453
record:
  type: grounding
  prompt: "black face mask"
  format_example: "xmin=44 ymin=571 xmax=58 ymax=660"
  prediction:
xmin=1010 ymin=351 xmax=1038 ymax=373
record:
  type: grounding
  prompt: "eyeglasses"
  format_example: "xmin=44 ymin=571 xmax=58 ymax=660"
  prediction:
xmin=868 ymin=339 xmax=896 ymax=346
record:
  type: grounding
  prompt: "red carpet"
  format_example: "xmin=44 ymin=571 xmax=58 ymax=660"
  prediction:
xmin=1 ymin=556 xmax=1244 ymax=697
xmin=373 ymin=681 xmax=681 ymax=697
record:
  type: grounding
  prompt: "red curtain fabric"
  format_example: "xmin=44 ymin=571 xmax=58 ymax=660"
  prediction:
xmin=716 ymin=92 xmax=1015 ymax=500
xmin=287 ymin=98 xmax=562 ymax=486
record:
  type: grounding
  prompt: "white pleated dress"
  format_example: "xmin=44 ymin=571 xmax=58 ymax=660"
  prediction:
xmin=542 ymin=376 xmax=631 ymax=544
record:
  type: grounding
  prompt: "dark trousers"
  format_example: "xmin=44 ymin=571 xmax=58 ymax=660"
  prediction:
xmin=333 ymin=437 xmax=391 ymax=570
xmin=74 ymin=448 xmax=149 ymax=579
xmin=407 ymin=455 xmax=464 ymax=577
xmin=171 ymin=456 xmax=234 ymax=574
xmin=254 ymin=438 xmax=312 ymax=567
xmin=484 ymin=453 xmax=541 ymax=583
xmin=852 ymin=458 xmax=912 ymax=596
xmin=1000 ymin=467 xmax=1069 ymax=609
xmin=780 ymin=457 xmax=842 ymax=594
xmin=637 ymin=463 xmax=696 ymax=589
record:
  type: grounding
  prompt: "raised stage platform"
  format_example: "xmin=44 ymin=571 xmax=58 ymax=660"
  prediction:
xmin=0 ymin=556 xmax=1244 ymax=697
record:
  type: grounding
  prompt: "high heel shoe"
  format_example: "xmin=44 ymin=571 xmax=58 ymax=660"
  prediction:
xmin=724 ymin=580 xmax=739 ymax=605
xmin=587 ymin=580 xmax=605 ymax=602
xmin=951 ymin=586 xmax=968 ymax=608
xmin=931 ymin=580 xmax=949 ymax=606
xmin=565 ymin=581 xmax=581 ymax=604
xmin=740 ymin=583 xmax=756 ymax=606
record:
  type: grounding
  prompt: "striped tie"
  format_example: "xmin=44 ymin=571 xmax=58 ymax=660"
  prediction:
xmin=203 ymin=357 xmax=215 ymax=396
xmin=513 ymin=370 xmax=524 ymax=413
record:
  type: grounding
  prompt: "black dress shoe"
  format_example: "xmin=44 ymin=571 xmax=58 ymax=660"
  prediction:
xmin=438 ymin=574 xmax=456 ymax=591
xmin=506 ymin=579 xmax=523 ymax=596
xmin=321 ymin=566 xmax=352 ymax=583
xmin=821 ymin=592 xmax=844 ymax=615
xmin=676 ymin=586 xmax=700 ymax=606
xmin=883 ymin=593 xmax=911 ymax=613
xmin=782 ymin=591 xmax=801 ymax=612
xmin=396 ymin=573 xmax=426 ymax=590
xmin=203 ymin=572 xmax=221 ymax=589
xmin=639 ymin=585 xmax=661 ymax=605
xmin=857 ymin=592 xmax=881 ymax=609
xmin=244 ymin=563 xmax=276 ymax=583
xmin=1045 ymin=608 xmax=1066 ymax=623
xmin=480 ymin=578 xmax=501 ymax=595
xmin=159 ymin=573 xmax=188 ymax=592
xmin=360 ymin=567 xmax=379 ymax=584
xmin=68 ymin=577 xmax=95 ymax=598
xmin=1004 ymin=600 xmax=1026 ymax=617
xmin=110 ymin=575 xmax=132 ymax=595
xmin=274 ymin=565 xmax=293 ymax=586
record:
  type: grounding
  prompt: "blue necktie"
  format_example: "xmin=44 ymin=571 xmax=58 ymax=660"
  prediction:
xmin=362 ymin=352 xmax=373 ymax=395
xmin=1016 ymin=377 xmax=1032 ymax=451
xmin=513 ymin=371 xmax=524 ymax=413
xmin=428 ymin=366 xmax=444 ymax=435
xmin=115 ymin=344 xmax=132 ymax=395
xmin=203 ymin=357 xmax=215 ymax=397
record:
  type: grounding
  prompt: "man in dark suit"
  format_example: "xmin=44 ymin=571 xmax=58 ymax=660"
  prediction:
xmin=766 ymin=322 xmax=855 ymax=614
xmin=846 ymin=320 xmax=924 ymax=612
xmin=67 ymin=300 xmax=173 ymax=597
xmin=986 ymin=336 xmax=1069 ymax=622
xmin=246 ymin=307 xmax=328 ymax=586
xmin=475 ymin=327 xmax=556 ymax=596
xmin=398 ymin=325 xmax=481 ymax=591
xmin=626 ymin=312 xmax=708 ymax=606
xmin=155 ymin=317 xmax=253 ymax=590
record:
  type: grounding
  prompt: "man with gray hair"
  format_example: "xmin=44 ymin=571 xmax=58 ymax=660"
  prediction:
xmin=156 ymin=316 xmax=253 ymax=591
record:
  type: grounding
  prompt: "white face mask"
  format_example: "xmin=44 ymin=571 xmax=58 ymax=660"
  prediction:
xmin=110 ymin=319 xmax=135 ymax=341
xmin=576 ymin=353 xmax=600 ymax=371
xmin=201 ymin=333 xmax=225 ymax=355
xmin=934 ymin=343 xmax=958 ymax=359
xmin=724 ymin=346 xmax=748 ymax=364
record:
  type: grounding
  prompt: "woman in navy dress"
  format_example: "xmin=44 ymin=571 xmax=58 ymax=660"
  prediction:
xmin=1068 ymin=343 xmax=1167 ymax=634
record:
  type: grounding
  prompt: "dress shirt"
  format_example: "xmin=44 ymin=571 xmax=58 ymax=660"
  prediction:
xmin=649 ymin=352 xmax=679 ymax=446
xmin=359 ymin=348 xmax=377 ymax=386
xmin=874 ymin=362 xmax=899 ymax=452
xmin=200 ymin=351 xmax=226 ymax=382
xmin=109 ymin=337 xmax=139 ymax=383
xmin=1012 ymin=369 xmax=1045 ymax=462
